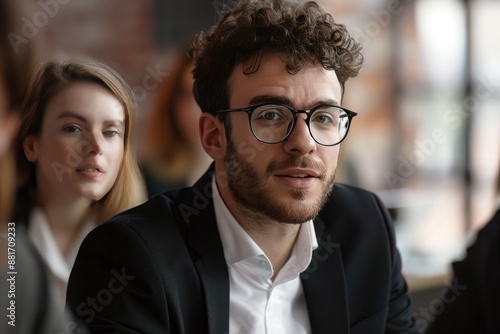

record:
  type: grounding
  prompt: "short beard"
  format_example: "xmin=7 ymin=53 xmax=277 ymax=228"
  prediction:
xmin=224 ymin=139 xmax=335 ymax=225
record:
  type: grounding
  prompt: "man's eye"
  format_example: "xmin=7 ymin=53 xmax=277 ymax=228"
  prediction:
xmin=260 ymin=111 xmax=280 ymax=120
xmin=313 ymin=114 xmax=334 ymax=124
xmin=255 ymin=107 xmax=288 ymax=121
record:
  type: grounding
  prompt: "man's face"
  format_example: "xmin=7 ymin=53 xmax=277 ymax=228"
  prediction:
xmin=219 ymin=53 xmax=343 ymax=224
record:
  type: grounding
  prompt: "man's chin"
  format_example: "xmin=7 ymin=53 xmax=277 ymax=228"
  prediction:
xmin=262 ymin=198 xmax=322 ymax=224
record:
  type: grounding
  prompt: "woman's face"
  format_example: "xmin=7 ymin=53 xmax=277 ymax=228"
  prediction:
xmin=24 ymin=81 xmax=126 ymax=205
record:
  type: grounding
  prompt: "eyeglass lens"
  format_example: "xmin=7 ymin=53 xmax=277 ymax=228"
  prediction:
xmin=249 ymin=104 xmax=350 ymax=145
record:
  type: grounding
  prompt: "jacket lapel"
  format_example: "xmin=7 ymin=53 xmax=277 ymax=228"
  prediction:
xmin=301 ymin=216 xmax=350 ymax=334
xmin=176 ymin=166 xmax=230 ymax=334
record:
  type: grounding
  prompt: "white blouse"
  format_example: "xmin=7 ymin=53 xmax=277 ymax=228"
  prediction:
xmin=28 ymin=207 xmax=95 ymax=302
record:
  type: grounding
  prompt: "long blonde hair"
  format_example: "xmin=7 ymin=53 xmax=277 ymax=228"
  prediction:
xmin=17 ymin=56 xmax=145 ymax=222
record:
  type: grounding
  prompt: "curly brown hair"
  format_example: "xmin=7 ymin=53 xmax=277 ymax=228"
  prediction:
xmin=188 ymin=0 xmax=363 ymax=115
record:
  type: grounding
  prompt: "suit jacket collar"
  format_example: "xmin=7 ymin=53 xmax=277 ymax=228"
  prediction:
xmin=301 ymin=216 xmax=350 ymax=334
xmin=173 ymin=164 xmax=230 ymax=334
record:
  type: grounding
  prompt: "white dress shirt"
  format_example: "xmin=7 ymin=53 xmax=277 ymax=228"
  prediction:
xmin=28 ymin=207 xmax=95 ymax=302
xmin=212 ymin=177 xmax=318 ymax=334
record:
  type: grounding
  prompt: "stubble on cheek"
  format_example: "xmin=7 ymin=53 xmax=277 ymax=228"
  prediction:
xmin=224 ymin=140 xmax=336 ymax=224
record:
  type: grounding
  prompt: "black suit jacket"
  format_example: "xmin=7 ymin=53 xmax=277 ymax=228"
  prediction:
xmin=67 ymin=168 xmax=417 ymax=333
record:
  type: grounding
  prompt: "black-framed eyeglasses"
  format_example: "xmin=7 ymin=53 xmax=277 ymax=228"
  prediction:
xmin=215 ymin=103 xmax=357 ymax=146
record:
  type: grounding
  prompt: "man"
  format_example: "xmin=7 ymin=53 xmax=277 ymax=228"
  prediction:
xmin=67 ymin=0 xmax=418 ymax=333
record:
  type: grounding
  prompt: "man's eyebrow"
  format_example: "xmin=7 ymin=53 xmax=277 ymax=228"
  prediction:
xmin=248 ymin=96 xmax=340 ymax=108
xmin=316 ymin=99 xmax=340 ymax=107
xmin=248 ymin=95 xmax=292 ymax=106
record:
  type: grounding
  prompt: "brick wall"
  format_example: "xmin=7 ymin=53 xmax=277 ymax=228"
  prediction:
xmin=14 ymin=0 xmax=157 ymax=113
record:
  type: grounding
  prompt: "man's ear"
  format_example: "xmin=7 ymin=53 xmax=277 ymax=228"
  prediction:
xmin=23 ymin=135 xmax=39 ymax=163
xmin=199 ymin=112 xmax=227 ymax=160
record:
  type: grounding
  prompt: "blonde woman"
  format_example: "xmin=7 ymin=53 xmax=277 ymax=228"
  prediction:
xmin=15 ymin=57 xmax=145 ymax=301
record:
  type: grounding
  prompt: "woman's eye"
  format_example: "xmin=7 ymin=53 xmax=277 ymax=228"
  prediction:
xmin=63 ymin=126 xmax=81 ymax=133
xmin=103 ymin=130 xmax=119 ymax=138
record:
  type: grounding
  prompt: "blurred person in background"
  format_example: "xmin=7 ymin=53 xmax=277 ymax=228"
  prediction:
xmin=14 ymin=57 xmax=146 ymax=304
xmin=0 ymin=0 xmax=25 ymax=225
xmin=427 ymin=164 xmax=500 ymax=333
xmin=1 ymin=1 xmax=88 ymax=332
xmin=139 ymin=46 xmax=212 ymax=197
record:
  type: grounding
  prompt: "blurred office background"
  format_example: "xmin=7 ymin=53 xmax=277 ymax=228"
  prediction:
xmin=11 ymin=0 xmax=500 ymax=317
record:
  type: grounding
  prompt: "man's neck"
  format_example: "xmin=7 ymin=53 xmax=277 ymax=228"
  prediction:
xmin=214 ymin=170 xmax=305 ymax=280
xmin=237 ymin=213 xmax=302 ymax=281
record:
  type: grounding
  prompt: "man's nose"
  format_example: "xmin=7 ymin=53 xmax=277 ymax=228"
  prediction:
xmin=283 ymin=115 xmax=316 ymax=155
